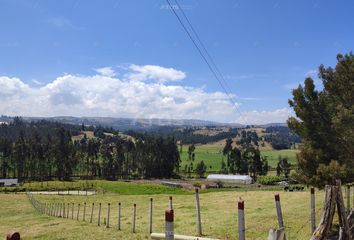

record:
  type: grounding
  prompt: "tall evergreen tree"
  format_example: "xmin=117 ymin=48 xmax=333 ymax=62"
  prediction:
xmin=288 ymin=53 xmax=354 ymax=186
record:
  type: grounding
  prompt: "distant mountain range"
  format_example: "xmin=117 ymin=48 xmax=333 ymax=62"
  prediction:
xmin=0 ymin=115 xmax=287 ymax=131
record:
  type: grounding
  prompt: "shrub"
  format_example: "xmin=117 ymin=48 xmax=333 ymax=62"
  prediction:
xmin=257 ymin=175 xmax=285 ymax=185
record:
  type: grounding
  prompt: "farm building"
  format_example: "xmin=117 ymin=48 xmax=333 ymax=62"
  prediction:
xmin=207 ymin=174 xmax=253 ymax=184
xmin=0 ymin=179 xmax=18 ymax=187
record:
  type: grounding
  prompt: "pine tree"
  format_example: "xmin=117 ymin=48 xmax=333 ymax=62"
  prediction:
xmin=288 ymin=53 xmax=354 ymax=186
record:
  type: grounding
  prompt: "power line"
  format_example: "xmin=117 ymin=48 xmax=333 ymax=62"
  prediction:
xmin=166 ymin=0 xmax=248 ymax=125
xmin=172 ymin=0 xmax=242 ymax=116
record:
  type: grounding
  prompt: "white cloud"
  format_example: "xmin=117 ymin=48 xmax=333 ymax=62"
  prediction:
xmin=0 ymin=65 xmax=292 ymax=124
xmin=94 ymin=67 xmax=116 ymax=77
xmin=235 ymin=108 xmax=292 ymax=125
xmin=127 ymin=64 xmax=186 ymax=83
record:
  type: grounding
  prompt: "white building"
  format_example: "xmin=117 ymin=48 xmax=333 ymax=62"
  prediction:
xmin=0 ymin=179 xmax=18 ymax=186
xmin=207 ymin=174 xmax=253 ymax=184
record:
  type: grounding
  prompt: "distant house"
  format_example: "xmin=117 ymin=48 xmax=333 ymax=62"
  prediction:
xmin=0 ymin=179 xmax=18 ymax=187
xmin=0 ymin=121 xmax=9 ymax=125
xmin=207 ymin=174 xmax=252 ymax=184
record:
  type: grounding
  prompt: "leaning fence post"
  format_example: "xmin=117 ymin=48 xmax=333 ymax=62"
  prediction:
xmin=107 ymin=203 xmax=110 ymax=228
xmin=83 ymin=202 xmax=86 ymax=221
xmin=90 ymin=203 xmax=94 ymax=223
xmin=275 ymin=194 xmax=286 ymax=240
xmin=149 ymin=198 xmax=153 ymax=233
xmin=195 ymin=188 xmax=202 ymax=236
xmin=98 ymin=203 xmax=101 ymax=226
xmin=77 ymin=203 xmax=81 ymax=220
xmin=169 ymin=196 xmax=173 ymax=210
xmin=118 ymin=202 xmax=121 ymax=230
xmin=238 ymin=199 xmax=245 ymax=240
xmin=165 ymin=209 xmax=174 ymax=240
xmin=132 ymin=203 xmax=136 ymax=233
xmin=310 ymin=188 xmax=316 ymax=233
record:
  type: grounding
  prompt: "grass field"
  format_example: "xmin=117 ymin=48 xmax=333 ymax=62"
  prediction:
xmin=0 ymin=181 xmax=329 ymax=240
xmin=180 ymin=144 xmax=299 ymax=172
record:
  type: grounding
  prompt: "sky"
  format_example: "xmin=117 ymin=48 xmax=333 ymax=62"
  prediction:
xmin=0 ymin=0 xmax=353 ymax=124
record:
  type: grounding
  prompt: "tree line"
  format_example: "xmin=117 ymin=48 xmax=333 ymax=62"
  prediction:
xmin=0 ymin=119 xmax=180 ymax=181
xmin=221 ymin=136 xmax=268 ymax=180
xmin=264 ymin=126 xmax=301 ymax=150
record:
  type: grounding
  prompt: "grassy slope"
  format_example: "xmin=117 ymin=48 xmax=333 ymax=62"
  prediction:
xmin=0 ymin=185 xmax=327 ymax=240
xmin=180 ymin=144 xmax=299 ymax=172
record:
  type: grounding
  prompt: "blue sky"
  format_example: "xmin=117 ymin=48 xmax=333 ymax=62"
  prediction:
xmin=0 ymin=0 xmax=353 ymax=124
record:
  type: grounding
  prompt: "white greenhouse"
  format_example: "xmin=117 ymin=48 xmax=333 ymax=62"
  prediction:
xmin=0 ymin=178 xmax=18 ymax=187
xmin=206 ymin=174 xmax=253 ymax=184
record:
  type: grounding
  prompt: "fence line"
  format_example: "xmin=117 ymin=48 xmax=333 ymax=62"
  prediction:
xmin=26 ymin=185 xmax=345 ymax=239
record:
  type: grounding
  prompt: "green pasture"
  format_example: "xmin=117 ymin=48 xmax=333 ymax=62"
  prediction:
xmin=180 ymin=144 xmax=299 ymax=173
xmin=0 ymin=180 xmax=330 ymax=240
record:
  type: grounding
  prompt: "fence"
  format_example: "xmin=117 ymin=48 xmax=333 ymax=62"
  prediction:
xmin=26 ymin=184 xmax=353 ymax=240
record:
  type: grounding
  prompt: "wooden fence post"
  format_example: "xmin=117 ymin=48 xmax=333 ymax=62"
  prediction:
xmin=132 ymin=203 xmax=136 ymax=233
xmin=107 ymin=203 xmax=110 ymax=228
xmin=83 ymin=202 xmax=86 ymax=221
xmin=238 ymin=200 xmax=245 ymax=240
xmin=165 ymin=209 xmax=174 ymax=240
xmin=346 ymin=185 xmax=351 ymax=215
xmin=149 ymin=198 xmax=153 ymax=234
xmin=169 ymin=196 xmax=173 ymax=210
xmin=62 ymin=202 xmax=66 ymax=218
xmin=59 ymin=203 xmax=62 ymax=217
xmin=90 ymin=203 xmax=94 ymax=223
xmin=67 ymin=203 xmax=70 ymax=218
xmin=310 ymin=188 xmax=316 ymax=233
xmin=98 ymin=203 xmax=101 ymax=226
xmin=118 ymin=202 xmax=121 ymax=230
xmin=77 ymin=203 xmax=81 ymax=220
xmin=195 ymin=188 xmax=202 ymax=236
xmin=71 ymin=203 xmax=74 ymax=219
xmin=275 ymin=194 xmax=286 ymax=240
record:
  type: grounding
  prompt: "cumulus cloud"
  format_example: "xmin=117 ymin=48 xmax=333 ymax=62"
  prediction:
xmin=127 ymin=64 xmax=186 ymax=83
xmin=0 ymin=65 xmax=291 ymax=124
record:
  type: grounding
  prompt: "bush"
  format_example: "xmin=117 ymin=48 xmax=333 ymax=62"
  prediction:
xmin=257 ymin=175 xmax=285 ymax=185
